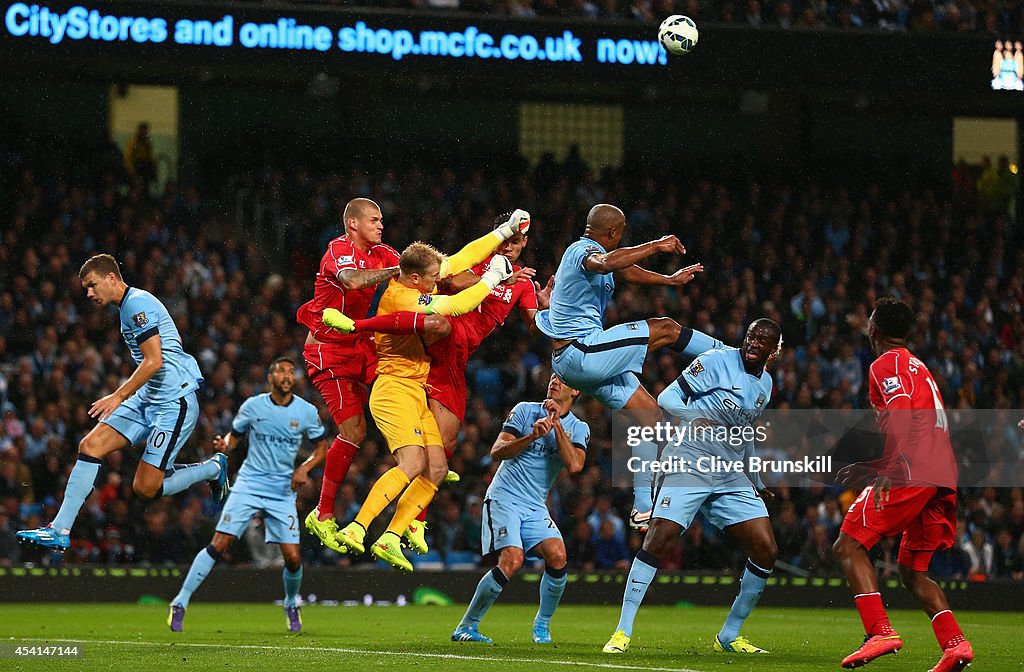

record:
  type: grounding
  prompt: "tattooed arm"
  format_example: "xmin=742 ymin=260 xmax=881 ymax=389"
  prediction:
xmin=337 ymin=266 xmax=400 ymax=291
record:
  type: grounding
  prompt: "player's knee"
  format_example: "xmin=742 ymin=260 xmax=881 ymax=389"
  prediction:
xmin=397 ymin=449 xmax=426 ymax=477
xmin=132 ymin=479 xmax=161 ymax=500
xmin=642 ymin=526 xmax=672 ymax=559
xmin=833 ymin=534 xmax=857 ymax=560
xmin=753 ymin=537 xmax=777 ymax=568
xmin=210 ymin=534 xmax=232 ymax=554
xmin=427 ymin=460 xmax=448 ymax=485
xmin=647 ymin=317 xmax=682 ymax=348
xmin=545 ymin=548 xmax=567 ymax=569
xmin=338 ymin=423 xmax=366 ymax=445
xmin=499 ymin=548 xmax=524 ymax=575
xmin=651 ymin=316 xmax=681 ymax=338
xmin=283 ymin=550 xmax=302 ymax=571
xmin=898 ymin=564 xmax=924 ymax=590
xmin=78 ymin=434 xmax=102 ymax=458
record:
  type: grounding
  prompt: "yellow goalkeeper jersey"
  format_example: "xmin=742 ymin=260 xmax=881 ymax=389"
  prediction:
xmin=374 ymin=281 xmax=434 ymax=382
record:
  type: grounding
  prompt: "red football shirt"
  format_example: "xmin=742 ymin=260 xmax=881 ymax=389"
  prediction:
xmin=867 ymin=348 xmax=958 ymax=488
xmin=459 ymin=258 xmax=539 ymax=351
xmin=296 ymin=235 xmax=400 ymax=344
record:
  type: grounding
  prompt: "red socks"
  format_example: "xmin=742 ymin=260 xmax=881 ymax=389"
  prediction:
xmin=931 ymin=610 xmax=965 ymax=650
xmin=316 ymin=436 xmax=358 ymax=517
xmin=854 ymin=593 xmax=895 ymax=636
xmin=354 ymin=312 xmax=425 ymax=334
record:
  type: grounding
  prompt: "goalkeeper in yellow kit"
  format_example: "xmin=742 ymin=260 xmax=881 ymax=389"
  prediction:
xmin=323 ymin=210 xmax=530 ymax=571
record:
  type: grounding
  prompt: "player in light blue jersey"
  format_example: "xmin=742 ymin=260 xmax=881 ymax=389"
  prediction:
xmin=168 ymin=357 xmax=328 ymax=633
xmin=18 ymin=254 xmax=229 ymax=552
xmin=604 ymin=318 xmax=782 ymax=657
xmin=534 ymin=204 xmax=704 ymax=529
xmin=452 ymin=374 xmax=589 ymax=645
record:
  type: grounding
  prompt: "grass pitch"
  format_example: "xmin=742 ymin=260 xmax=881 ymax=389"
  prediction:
xmin=1 ymin=603 xmax=1019 ymax=671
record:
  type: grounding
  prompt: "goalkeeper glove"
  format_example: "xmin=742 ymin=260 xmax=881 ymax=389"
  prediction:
xmin=480 ymin=255 xmax=513 ymax=288
xmin=494 ymin=209 xmax=531 ymax=241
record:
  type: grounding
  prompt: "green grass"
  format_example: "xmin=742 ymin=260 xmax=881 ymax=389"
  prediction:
xmin=0 ymin=604 xmax=1018 ymax=671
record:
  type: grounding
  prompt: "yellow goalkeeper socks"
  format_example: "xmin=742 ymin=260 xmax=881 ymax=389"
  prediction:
xmin=386 ymin=476 xmax=438 ymax=537
xmin=354 ymin=468 xmax=411 ymax=530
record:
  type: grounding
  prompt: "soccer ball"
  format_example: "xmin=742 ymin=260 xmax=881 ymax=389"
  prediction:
xmin=658 ymin=15 xmax=699 ymax=56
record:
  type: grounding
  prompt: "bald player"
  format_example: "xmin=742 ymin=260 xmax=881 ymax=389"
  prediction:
xmin=534 ymin=204 xmax=706 ymax=529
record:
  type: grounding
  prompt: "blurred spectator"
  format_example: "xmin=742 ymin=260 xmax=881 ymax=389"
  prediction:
xmin=594 ymin=519 xmax=631 ymax=570
xmin=993 ymin=527 xmax=1023 ymax=579
xmin=0 ymin=505 xmax=19 ymax=566
xmin=566 ymin=519 xmax=597 ymax=571
xmin=799 ymin=523 xmax=836 ymax=575
xmin=773 ymin=501 xmax=804 ymax=565
xmin=587 ymin=495 xmax=625 ymax=543
xmin=124 ymin=122 xmax=156 ymax=190
xmin=135 ymin=506 xmax=182 ymax=565
xmin=962 ymin=529 xmax=994 ymax=578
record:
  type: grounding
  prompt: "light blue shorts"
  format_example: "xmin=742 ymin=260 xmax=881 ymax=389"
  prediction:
xmin=481 ymin=497 xmax=562 ymax=557
xmin=652 ymin=471 xmax=768 ymax=532
xmin=103 ymin=392 xmax=200 ymax=470
xmin=216 ymin=492 xmax=300 ymax=545
xmin=550 ymin=321 xmax=649 ymax=409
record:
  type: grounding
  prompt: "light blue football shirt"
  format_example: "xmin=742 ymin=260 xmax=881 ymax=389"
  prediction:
xmin=488 ymin=402 xmax=590 ymax=507
xmin=118 ymin=287 xmax=203 ymax=404
xmin=535 ymin=237 xmax=615 ymax=340
xmin=230 ymin=393 xmax=326 ymax=499
xmin=658 ymin=346 xmax=773 ymax=460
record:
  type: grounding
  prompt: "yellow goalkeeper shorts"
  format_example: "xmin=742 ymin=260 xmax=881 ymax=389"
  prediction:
xmin=369 ymin=374 xmax=442 ymax=451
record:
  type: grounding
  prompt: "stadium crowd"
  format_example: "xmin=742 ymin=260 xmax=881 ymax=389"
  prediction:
xmin=282 ymin=0 xmax=1024 ymax=34
xmin=0 ymin=135 xmax=1022 ymax=582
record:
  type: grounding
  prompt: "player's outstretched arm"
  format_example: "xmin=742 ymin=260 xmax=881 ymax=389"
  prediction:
xmin=441 ymin=210 xmax=530 ymax=277
xmin=584 ymin=235 xmax=685 ymax=274
xmin=426 ymin=256 xmax=512 ymax=317
xmin=90 ymin=333 xmax=163 ymax=420
xmin=337 ymin=266 xmax=400 ymax=291
xmin=617 ymin=263 xmax=704 ymax=287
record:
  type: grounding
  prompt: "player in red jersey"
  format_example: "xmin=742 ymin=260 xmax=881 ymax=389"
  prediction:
xmin=833 ymin=298 xmax=973 ymax=672
xmin=297 ymin=198 xmax=446 ymax=553
xmin=426 ymin=226 xmax=544 ymax=456
xmin=321 ymin=217 xmax=550 ymax=553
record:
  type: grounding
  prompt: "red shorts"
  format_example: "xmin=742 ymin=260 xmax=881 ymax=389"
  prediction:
xmin=840 ymin=485 xmax=957 ymax=572
xmin=426 ymin=319 xmax=476 ymax=425
xmin=303 ymin=339 xmax=377 ymax=425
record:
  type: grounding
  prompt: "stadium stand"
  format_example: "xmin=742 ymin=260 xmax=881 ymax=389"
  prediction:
xmin=0 ymin=131 xmax=1021 ymax=581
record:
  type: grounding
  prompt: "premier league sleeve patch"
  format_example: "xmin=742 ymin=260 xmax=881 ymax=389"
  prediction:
xmin=132 ymin=312 xmax=149 ymax=328
xmin=417 ymin=294 xmax=432 ymax=306
xmin=685 ymin=359 xmax=705 ymax=377
xmin=882 ymin=376 xmax=901 ymax=395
